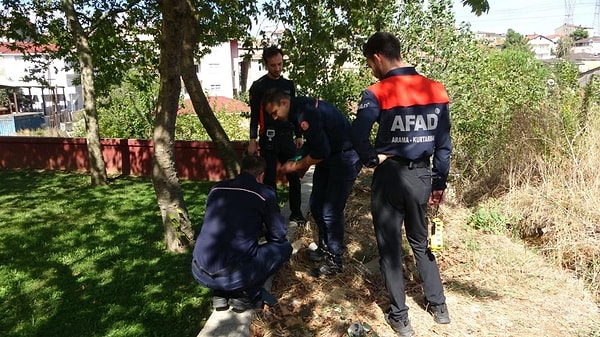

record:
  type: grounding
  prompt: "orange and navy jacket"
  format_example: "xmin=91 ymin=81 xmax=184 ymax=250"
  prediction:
xmin=248 ymin=74 xmax=301 ymax=139
xmin=351 ymin=67 xmax=452 ymax=189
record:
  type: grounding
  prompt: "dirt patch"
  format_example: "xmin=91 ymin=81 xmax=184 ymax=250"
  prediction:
xmin=252 ymin=170 xmax=600 ymax=337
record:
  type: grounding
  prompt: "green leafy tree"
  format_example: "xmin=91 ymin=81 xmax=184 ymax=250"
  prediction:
xmin=0 ymin=0 xmax=158 ymax=185
xmin=555 ymin=36 xmax=574 ymax=58
xmin=96 ymin=70 xmax=157 ymax=139
xmin=261 ymin=0 xmax=489 ymax=115
xmin=570 ymin=27 xmax=589 ymax=41
xmin=502 ymin=28 xmax=531 ymax=52
xmin=448 ymin=47 xmax=550 ymax=203
xmin=152 ymin=0 xmax=258 ymax=252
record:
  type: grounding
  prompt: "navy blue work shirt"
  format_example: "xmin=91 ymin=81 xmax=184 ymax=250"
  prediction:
xmin=192 ymin=172 xmax=288 ymax=274
xmin=291 ymin=97 xmax=353 ymax=160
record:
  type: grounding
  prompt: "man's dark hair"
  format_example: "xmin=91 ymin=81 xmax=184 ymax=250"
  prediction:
xmin=241 ymin=155 xmax=266 ymax=177
xmin=362 ymin=32 xmax=401 ymax=61
xmin=261 ymin=87 xmax=290 ymax=107
xmin=262 ymin=45 xmax=284 ymax=63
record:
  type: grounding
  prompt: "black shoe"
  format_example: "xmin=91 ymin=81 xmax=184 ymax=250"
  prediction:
xmin=212 ymin=296 xmax=229 ymax=311
xmin=308 ymin=257 xmax=342 ymax=277
xmin=428 ymin=303 xmax=451 ymax=324
xmin=228 ymin=295 xmax=263 ymax=313
xmin=289 ymin=213 xmax=306 ymax=224
xmin=211 ymin=290 xmax=230 ymax=311
xmin=385 ymin=314 xmax=414 ymax=337
xmin=306 ymin=246 xmax=326 ymax=262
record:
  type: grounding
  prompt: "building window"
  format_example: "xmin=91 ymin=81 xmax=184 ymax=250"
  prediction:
xmin=210 ymin=84 xmax=221 ymax=90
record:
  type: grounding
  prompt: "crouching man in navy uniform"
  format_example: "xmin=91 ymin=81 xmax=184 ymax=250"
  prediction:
xmin=351 ymin=32 xmax=452 ymax=337
xmin=262 ymin=88 xmax=362 ymax=277
xmin=191 ymin=155 xmax=292 ymax=312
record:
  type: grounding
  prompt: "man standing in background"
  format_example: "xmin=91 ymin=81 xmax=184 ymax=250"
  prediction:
xmin=351 ymin=32 xmax=452 ymax=337
xmin=247 ymin=46 xmax=305 ymax=223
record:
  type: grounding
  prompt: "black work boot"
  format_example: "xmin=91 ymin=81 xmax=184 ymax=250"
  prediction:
xmin=211 ymin=289 xmax=229 ymax=311
xmin=289 ymin=212 xmax=306 ymax=225
xmin=428 ymin=303 xmax=451 ymax=324
xmin=385 ymin=314 xmax=414 ymax=337
xmin=306 ymin=239 xmax=328 ymax=262
xmin=228 ymin=291 xmax=263 ymax=313
xmin=309 ymin=256 xmax=342 ymax=277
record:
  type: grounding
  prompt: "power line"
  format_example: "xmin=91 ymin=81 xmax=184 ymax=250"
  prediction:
xmin=565 ymin=0 xmax=574 ymax=25
xmin=594 ymin=0 xmax=600 ymax=33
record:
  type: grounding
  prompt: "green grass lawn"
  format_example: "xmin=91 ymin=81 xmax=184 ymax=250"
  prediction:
xmin=0 ymin=169 xmax=217 ymax=337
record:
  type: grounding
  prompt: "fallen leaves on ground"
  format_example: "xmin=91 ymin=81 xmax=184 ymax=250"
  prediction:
xmin=251 ymin=170 xmax=600 ymax=337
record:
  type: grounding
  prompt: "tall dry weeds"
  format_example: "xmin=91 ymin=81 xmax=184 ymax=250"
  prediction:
xmin=492 ymin=101 xmax=600 ymax=302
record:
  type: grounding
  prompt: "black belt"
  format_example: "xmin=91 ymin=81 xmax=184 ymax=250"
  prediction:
xmin=261 ymin=128 xmax=293 ymax=136
xmin=389 ymin=156 xmax=430 ymax=169
xmin=332 ymin=146 xmax=354 ymax=155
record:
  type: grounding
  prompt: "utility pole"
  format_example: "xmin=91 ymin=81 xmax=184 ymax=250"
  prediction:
xmin=565 ymin=0 xmax=574 ymax=26
xmin=594 ymin=0 xmax=600 ymax=36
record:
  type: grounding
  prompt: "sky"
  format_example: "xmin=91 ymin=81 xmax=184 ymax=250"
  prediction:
xmin=452 ymin=0 xmax=598 ymax=36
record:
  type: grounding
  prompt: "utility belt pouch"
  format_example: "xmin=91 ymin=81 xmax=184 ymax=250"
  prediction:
xmin=264 ymin=129 xmax=276 ymax=150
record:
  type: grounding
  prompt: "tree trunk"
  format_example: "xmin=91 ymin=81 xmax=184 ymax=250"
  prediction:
xmin=240 ymin=55 xmax=251 ymax=93
xmin=181 ymin=7 xmax=240 ymax=179
xmin=152 ymin=0 xmax=194 ymax=253
xmin=61 ymin=0 xmax=108 ymax=186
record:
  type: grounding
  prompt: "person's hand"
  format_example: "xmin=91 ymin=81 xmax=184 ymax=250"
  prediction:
xmin=295 ymin=137 xmax=303 ymax=149
xmin=280 ymin=160 xmax=309 ymax=178
xmin=280 ymin=161 xmax=297 ymax=174
xmin=429 ymin=190 xmax=445 ymax=205
xmin=247 ymin=139 xmax=259 ymax=155
xmin=296 ymin=164 xmax=309 ymax=179
xmin=377 ymin=154 xmax=389 ymax=165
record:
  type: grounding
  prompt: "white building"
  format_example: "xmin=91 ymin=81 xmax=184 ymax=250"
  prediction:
xmin=526 ymin=35 xmax=557 ymax=60
xmin=193 ymin=40 xmax=241 ymax=98
xmin=0 ymin=42 xmax=82 ymax=115
xmin=1 ymin=36 xmax=286 ymax=113
xmin=573 ymin=37 xmax=600 ymax=55
xmin=554 ymin=23 xmax=595 ymax=38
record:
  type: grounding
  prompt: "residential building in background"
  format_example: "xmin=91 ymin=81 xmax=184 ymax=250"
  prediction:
xmin=5 ymin=23 xmax=600 ymax=121
xmin=0 ymin=42 xmax=82 ymax=116
xmin=192 ymin=40 xmax=240 ymax=99
xmin=526 ymin=35 xmax=556 ymax=60
xmin=573 ymin=36 xmax=600 ymax=55
xmin=554 ymin=23 xmax=595 ymax=38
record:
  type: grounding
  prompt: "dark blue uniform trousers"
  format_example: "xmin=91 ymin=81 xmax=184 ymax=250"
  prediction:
xmin=371 ymin=159 xmax=446 ymax=321
xmin=191 ymin=241 xmax=292 ymax=298
xmin=310 ymin=150 xmax=362 ymax=264
xmin=260 ymin=133 xmax=302 ymax=216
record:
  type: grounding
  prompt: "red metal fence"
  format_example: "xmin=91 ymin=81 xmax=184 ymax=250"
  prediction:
xmin=0 ymin=137 xmax=249 ymax=181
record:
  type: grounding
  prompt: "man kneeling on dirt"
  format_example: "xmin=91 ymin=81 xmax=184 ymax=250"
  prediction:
xmin=191 ymin=155 xmax=292 ymax=312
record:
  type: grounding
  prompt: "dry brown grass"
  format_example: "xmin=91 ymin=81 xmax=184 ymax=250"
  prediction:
xmin=497 ymin=151 xmax=600 ymax=302
xmin=251 ymin=169 xmax=600 ymax=337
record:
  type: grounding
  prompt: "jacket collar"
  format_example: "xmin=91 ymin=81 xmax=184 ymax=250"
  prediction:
xmin=383 ymin=66 xmax=418 ymax=79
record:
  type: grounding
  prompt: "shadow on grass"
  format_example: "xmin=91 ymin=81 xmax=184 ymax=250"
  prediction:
xmin=0 ymin=169 xmax=215 ymax=337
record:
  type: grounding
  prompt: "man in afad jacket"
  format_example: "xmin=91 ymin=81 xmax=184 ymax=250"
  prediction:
xmin=351 ymin=31 xmax=452 ymax=337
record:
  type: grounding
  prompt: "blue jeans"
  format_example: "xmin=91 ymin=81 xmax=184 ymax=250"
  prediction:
xmin=310 ymin=149 xmax=362 ymax=264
